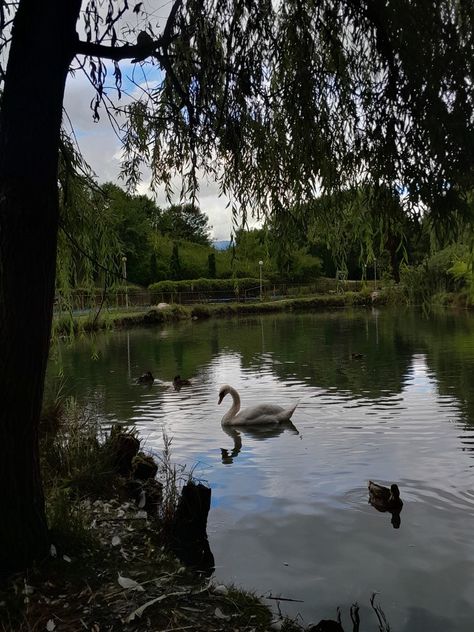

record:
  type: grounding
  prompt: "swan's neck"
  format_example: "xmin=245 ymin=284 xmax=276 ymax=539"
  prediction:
xmin=223 ymin=387 xmax=241 ymax=422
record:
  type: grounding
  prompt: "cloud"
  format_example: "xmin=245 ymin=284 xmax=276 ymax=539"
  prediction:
xmin=64 ymin=66 xmax=240 ymax=240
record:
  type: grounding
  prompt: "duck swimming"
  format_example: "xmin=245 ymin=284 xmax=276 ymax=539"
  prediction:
xmin=218 ymin=384 xmax=298 ymax=426
xmin=368 ymin=480 xmax=403 ymax=512
xmin=173 ymin=375 xmax=191 ymax=390
xmin=368 ymin=480 xmax=403 ymax=528
xmin=137 ymin=371 xmax=154 ymax=384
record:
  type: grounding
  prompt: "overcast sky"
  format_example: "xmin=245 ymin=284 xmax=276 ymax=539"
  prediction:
xmin=63 ymin=55 xmax=236 ymax=242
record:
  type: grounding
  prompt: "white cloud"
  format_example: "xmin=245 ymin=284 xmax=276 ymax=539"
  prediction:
xmin=63 ymin=66 xmax=240 ymax=240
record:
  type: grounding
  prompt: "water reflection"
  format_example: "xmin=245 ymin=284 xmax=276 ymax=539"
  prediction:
xmin=220 ymin=421 xmax=300 ymax=464
xmin=47 ymin=308 xmax=474 ymax=630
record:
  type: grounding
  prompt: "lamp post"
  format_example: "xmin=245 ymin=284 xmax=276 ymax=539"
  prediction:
xmin=374 ymin=258 xmax=377 ymax=290
xmin=259 ymin=260 xmax=263 ymax=301
xmin=122 ymin=255 xmax=129 ymax=309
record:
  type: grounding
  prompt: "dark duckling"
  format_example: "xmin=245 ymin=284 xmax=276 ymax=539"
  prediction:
xmin=368 ymin=481 xmax=403 ymax=528
xmin=173 ymin=375 xmax=191 ymax=391
xmin=351 ymin=352 xmax=364 ymax=359
xmin=137 ymin=371 xmax=154 ymax=385
xmin=368 ymin=481 xmax=403 ymax=512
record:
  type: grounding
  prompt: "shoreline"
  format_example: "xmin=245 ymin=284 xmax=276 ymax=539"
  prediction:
xmin=54 ymin=290 xmax=382 ymax=337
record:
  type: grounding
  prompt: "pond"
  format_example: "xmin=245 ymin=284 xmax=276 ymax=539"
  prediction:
xmin=47 ymin=307 xmax=474 ymax=631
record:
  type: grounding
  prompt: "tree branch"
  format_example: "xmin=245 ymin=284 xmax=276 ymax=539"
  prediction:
xmin=75 ymin=0 xmax=183 ymax=62
xmin=75 ymin=39 xmax=160 ymax=62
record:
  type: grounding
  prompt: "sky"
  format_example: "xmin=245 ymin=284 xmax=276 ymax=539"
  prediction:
xmin=62 ymin=5 xmax=239 ymax=243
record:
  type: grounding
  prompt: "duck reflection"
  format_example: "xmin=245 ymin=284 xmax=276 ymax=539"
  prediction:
xmin=220 ymin=421 xmax=299 ymax=464
xmin=368 ymin=480 xmax=403 ymax=529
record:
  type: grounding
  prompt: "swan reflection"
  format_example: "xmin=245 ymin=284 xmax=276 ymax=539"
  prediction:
xmin=220 ymin=421 xmax=299 ymax=464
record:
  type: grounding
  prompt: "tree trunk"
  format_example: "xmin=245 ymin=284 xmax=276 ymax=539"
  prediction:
xmin=0 ymin=0 xmax=81 ymax=573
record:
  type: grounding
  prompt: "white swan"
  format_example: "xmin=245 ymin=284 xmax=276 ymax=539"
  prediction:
xmin=218 ymin=384 xmax=298 ymax=426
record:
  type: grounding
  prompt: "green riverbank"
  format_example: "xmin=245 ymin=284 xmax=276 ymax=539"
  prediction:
xmin=54 ymin=290 xmax=383 ymax=337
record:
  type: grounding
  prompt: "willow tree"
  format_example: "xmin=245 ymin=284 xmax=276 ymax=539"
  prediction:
xmin=0 ymin=0 xmax=472 ymax=572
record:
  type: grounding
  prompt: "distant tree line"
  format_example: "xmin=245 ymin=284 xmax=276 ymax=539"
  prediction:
xmin=62 ymin=179 xmax=474 ymax=292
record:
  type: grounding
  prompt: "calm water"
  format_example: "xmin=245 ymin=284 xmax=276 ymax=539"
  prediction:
xmin=48 ymin=308 xmax=474 ymax=631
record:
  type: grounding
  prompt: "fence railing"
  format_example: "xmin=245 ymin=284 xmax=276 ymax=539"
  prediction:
xmin=59 ymin=278 xmax=367 ymax=312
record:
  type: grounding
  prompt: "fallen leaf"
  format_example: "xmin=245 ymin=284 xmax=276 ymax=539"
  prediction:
xmin=214 ymin=607 xmax=231 ymax=621
xmin=63 ymin=555 xmax=72 ymax=563
xmin=117 ymin=572 xmax=145 ymax=592
xmin=46 ymin=619 xmax=56 ymax=631
xmin=127 ymin=596 xmax=162 ymax=622
xmin=213 ymin=585 xmax=228 ymax=595
xmin=50 ymin=544 xmax=57 ymax=558
xmin=111 ymin=536 xmax=121 ymax=547
xmin=127 ymin=591 xmax=188 ymax=622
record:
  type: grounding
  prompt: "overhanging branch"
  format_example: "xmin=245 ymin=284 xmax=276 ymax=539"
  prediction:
xmin=75 ymin=39 xmax=161 ymax=62
xmin=75 ymin=0 xmax=183 ymax=62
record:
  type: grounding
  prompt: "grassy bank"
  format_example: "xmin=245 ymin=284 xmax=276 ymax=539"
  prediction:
xmin=1 ymin=397 xmax=303 ymax=632
xmin=53 ymin=289 xmax=383 ymax=337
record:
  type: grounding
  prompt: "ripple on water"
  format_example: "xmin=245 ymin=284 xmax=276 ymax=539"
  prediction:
xmin=50 ymin=311 xmax=474 ymax=631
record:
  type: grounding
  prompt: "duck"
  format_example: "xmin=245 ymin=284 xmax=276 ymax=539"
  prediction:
xmin=218 ymin=384 xmax=298 ymax=426
xmin=137 ymin=371 xmax=154 ymax=384
xmin=351 ymin=352 xmax=364 ymax=359
xmin=173 ymin=375 xmax=191 ymax=390
xmin=368 ymin=480 xmax=403 ymax=513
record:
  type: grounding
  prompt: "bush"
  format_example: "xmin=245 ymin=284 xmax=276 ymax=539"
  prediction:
xmin=149 ymin=277 xmax=262 ymax=302
xmin=400 ymin=243 xmax=472 ymax=303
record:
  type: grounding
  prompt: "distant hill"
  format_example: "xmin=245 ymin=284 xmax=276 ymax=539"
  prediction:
xmin=213 ymin=240 xmax=231 ymax=250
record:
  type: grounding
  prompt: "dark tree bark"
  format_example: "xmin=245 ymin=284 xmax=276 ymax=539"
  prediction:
xmin=0 ymin=0 xmax=81 ymax=572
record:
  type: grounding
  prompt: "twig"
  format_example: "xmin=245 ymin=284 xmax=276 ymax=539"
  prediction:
xmin=370 ymin=593 xmax=390 ymax=631
xmin=265 ymin=594 xmax=304 ymax=603
xmin=350 ymin=602 xmax=360 ymax=632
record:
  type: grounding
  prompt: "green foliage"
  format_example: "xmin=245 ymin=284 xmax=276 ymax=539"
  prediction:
xmin=208 ymin=252 xmax=216 ymax=278
xmin=149 ymin=277 xmax=261 ymax=297
xmin=119 ymin=0 xmax=474 ymax=242
xmin=399 ymin=243 xmax=473 ymax=303
xmin=99 ymin=182 xmax=156 ymax=287
xmin=170 ymin=242 xmax=181 ymax=279
xmin=155 ymin=203 xmax=212 ymax=246
xmin=56 ymin=135 xmax=123 ymax=310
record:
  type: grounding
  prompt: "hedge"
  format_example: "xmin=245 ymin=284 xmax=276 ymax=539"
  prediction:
xmin=149 ymin=277 xmax=262 ymax=296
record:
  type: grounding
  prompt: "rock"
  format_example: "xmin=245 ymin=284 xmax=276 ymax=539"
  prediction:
xmin=132 ymin=452 xmax=158 ymax=480
xmin=107 ymin=429 xmax=140 ymax=476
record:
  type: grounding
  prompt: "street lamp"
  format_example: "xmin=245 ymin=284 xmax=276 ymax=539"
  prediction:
xmin=259 ymin=260 xmax=263 ymax=301
xmin=122 ymin=255 xmax=129 ymax=309
xmin=374 ymin=258 xmax=377 ymax=290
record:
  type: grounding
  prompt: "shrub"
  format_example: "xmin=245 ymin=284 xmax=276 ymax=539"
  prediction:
xmin=149 ymin=277 xmax=262 ymax=302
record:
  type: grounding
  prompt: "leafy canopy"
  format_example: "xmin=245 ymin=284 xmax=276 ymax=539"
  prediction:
xmin=116 ymin=0 xmax=473 ymax=232
xmin=2 ymin=0 xmax=473 ymax=240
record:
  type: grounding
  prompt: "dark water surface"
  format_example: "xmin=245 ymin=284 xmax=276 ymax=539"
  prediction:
xmin=48 ymin=308 xmax=474 ymax=630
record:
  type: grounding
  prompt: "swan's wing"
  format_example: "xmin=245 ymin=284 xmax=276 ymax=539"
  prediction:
xmin=230 ymin=403 xmax=298 ymax=425
xmin=275 ymin=402 xmax=298 ymax=422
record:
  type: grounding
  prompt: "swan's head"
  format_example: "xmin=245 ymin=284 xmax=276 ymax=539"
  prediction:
xmin=218 ymin=384 xmax=232 ymax=405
